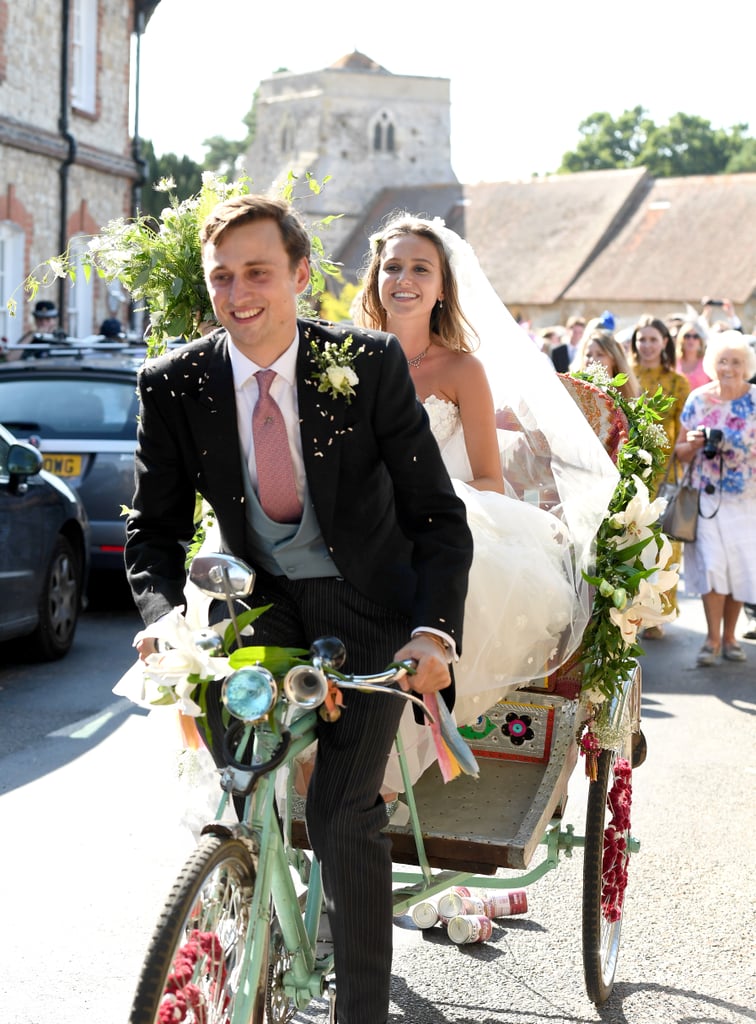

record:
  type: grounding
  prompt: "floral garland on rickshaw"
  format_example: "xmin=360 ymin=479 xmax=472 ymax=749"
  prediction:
xmin=572 ymin=364 xmax=677 ymax=754
xmin=568 ymin=365 xmax=677 ymax=922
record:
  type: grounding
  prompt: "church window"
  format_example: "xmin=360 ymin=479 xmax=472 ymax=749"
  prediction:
xmin=371 ymin=110 xmax=397 ymax=154
xmin=281 ymin=122 xmax=295 ymax=153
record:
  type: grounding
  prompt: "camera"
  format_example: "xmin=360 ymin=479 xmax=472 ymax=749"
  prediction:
xmin=700 ymin=426 xmax=724 ymax=459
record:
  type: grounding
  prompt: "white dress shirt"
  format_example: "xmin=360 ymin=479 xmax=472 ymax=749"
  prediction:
xmin=228 ymin=333 xmax=306 ymax=507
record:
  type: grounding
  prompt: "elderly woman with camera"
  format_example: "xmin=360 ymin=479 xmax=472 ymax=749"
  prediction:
xmin=675 ymin=330 xmax=756 ymax=666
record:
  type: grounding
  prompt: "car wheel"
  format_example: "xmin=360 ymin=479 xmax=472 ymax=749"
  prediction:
xmin=31 ymin=535 xmax=81 ymax=660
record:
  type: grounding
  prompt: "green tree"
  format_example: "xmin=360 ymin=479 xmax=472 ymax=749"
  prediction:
xmin=202 ymin=90 xmax=260 ymax=175
xmin=558 ymin=108 xmax=754 ymax=177
xmin=136 ymin=139 xmax=203 ymax=219
xmin=725 ymin=135 xmax=756 ymax=173
xmin=637 ymin=114 xmax=747 ymax=176
xmin=558 ymin=106 xmax=655 ymax=172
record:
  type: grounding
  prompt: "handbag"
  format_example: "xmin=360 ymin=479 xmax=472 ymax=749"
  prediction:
xmin=659 ymin=457 xmax=699 ymax=543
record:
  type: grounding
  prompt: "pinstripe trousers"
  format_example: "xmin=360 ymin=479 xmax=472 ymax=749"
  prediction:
xmin=209 ymin=570 xmax=410 ymax=1024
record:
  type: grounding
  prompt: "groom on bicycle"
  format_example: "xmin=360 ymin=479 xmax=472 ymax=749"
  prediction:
xmin=124 ymin=194 xmax=472 ymax=1024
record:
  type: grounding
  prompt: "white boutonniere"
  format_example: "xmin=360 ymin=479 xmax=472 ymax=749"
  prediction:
xmin=310 ymin=336 xmax=364 ymax=404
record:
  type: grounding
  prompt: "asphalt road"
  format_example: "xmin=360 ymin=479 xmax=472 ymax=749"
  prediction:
xmin=0 ymin=581 xmax=753 ymax=1023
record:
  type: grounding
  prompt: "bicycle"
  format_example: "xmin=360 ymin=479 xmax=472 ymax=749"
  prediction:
xmin=128 ymin=552 xmax=643 ymax=1021
xmin=128 ymin=553 xmax=431 ymax=1024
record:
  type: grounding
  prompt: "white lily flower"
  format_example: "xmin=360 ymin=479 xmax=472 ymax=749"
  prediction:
xmin=608 ymin=604 xmax=645 ymax=646
xmin=609 ymin=578 xmax=676 ymax=647
xmin=610 ymin=475 xmax=666 ymax=555
xmin=132 ymin=608 xmax=232 ymax=715
xmin=211 ymin=618 xmax=256 ymax=642
xmin=639 ymin=529 xmax=679 ymax=574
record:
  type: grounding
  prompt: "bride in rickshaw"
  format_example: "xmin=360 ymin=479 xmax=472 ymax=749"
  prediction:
xmin=351 ymin=212 xmax=622 ymax=788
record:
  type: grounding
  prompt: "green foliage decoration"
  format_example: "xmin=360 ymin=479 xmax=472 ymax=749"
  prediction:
xmin=571 ymin=366 xmax=676 ymax=713
xmin=13 ymin=171 xmax=343 ymax=357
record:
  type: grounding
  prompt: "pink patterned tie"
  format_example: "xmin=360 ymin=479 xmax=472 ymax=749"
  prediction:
xmin=252 ymin=370 xmax=302 ymax=523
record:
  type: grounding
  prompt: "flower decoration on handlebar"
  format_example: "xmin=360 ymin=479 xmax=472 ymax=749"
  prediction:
xmin=132 ymin=605 xmax=308 ymax=722
xmin=11 ymin=171 xmax=343 ymax=355
xmin=572 ymin=366 xmax=679 ymax=747
xmin=309 ymin=336 xmax=364 ymax=403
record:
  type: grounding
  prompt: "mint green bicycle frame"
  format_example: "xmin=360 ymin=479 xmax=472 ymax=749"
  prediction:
xmin=195 ymin=661 xmax=641 ymax=1019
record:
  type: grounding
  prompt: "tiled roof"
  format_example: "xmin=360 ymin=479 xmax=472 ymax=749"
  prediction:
xmin=564 ymin=173 xmax=756 ymax=306
xmin=337 ymin=169 xmax=756 ymax=310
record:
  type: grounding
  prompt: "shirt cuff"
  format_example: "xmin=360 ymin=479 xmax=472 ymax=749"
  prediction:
xmin=411 ymin=627 xmax=458 ymax=662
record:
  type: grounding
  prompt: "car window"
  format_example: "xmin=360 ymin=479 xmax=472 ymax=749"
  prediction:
xmin=0 ymin=378 xmax=138 ymax=440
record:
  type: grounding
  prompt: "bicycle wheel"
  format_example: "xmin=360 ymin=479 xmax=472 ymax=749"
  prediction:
xmin=129 ymin=835 xmax=264 ymax=1024
xmin=582 ymin=746 xmax=633 ymax=1005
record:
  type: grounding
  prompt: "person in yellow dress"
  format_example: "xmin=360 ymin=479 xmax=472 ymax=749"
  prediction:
xmin=628 ymin=315 xmax=691 ymax=635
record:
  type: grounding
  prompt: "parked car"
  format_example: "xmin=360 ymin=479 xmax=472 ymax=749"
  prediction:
xmin=0 ymin=351 xmax=141 ymax=573
xmin=0 ymin=422 xmax=90 ymax=659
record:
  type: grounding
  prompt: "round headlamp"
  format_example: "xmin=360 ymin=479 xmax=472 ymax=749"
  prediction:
xmin=222 ymin=666 xmax=277 ymax=723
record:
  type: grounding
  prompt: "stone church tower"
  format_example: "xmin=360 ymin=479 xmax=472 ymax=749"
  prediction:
xmin=243 ymin=51 xmax=457 ymax=253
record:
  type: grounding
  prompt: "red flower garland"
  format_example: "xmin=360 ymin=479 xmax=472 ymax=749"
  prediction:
xmin=601 ymin=757 xmax=632 ymax=922
xmin=158 ymin=930 xmax=228 ymax=1024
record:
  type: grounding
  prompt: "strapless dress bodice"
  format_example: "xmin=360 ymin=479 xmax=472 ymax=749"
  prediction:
xmin=423 ymin=394 xmax=461 ymax=446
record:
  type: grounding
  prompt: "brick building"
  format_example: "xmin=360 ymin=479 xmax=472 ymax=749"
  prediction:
xmin=0 ymin=0 xmax=158 ymax=343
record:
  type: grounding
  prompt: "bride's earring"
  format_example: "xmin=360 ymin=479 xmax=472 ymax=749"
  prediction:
xmin=438 ymin=298 xmax=444 ymax=310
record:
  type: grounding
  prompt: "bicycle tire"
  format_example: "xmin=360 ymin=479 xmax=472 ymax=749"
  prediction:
xmin=582 ymin=746 xmax=633 ymax=1005
xmin=129 ymin=835 xmax=264 ymax=1024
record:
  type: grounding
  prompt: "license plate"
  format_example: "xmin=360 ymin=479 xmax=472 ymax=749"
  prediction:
xmin=43 ymin=454 xmax=83 ymax=477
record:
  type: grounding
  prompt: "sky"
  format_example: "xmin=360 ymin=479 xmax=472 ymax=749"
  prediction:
xmin=137 ymin=0 xmax=755 ymax=184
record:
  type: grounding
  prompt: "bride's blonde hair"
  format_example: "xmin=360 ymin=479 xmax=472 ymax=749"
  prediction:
xmin=354 ymin=213 xmax=479 ymax=353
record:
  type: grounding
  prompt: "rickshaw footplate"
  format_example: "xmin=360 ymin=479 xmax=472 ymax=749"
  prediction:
xmin=385 ymin=693 xmax=580 ymax=871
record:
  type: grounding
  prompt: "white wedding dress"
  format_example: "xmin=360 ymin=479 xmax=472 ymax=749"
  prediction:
xmin=425 ymin=395 xmax=580 ymax=716
xmin=381 ymin=394 xmax=587 ymax=793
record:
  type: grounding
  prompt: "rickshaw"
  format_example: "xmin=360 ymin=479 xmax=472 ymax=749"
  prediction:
xmin=125 ymin=376 xmax=652 ymax=1022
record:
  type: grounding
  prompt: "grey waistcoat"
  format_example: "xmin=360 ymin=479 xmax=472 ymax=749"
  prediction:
xmin=241 ymin=463 xmax=340 ymax=579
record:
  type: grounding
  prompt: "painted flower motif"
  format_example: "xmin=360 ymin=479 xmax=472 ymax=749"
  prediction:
xmin=310 ymin=336 xmax=364 ymax=403
xmin=502 ymin=713 xmax=534 ymax=746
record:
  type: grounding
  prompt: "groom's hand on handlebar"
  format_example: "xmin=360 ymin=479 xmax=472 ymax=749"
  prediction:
xmin=393 ymin=635 xmax=451 ymax=693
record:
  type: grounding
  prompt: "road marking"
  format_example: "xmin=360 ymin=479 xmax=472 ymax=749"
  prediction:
xmin=47 ymin=698 xmax=136 ymax=739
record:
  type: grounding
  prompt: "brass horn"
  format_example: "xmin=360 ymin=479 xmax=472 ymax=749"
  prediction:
xmin=283 ymin=664 xmax=329 ymax=708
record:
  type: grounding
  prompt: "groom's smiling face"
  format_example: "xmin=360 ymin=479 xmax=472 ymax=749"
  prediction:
xmin=203 ymin=217 xmax=310 ymax=366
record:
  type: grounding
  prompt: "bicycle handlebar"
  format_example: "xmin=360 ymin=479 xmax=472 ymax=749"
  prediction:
xmin=219 ymin=655 xmax=433 ymax=795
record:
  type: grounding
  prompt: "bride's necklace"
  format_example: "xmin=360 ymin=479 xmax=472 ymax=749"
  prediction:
xmin=407 ymin=344 xmax=430 ymax=369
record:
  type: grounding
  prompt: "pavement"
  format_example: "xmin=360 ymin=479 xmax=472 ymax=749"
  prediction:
xmin=635 ymin=574 xmax=755 ymax=691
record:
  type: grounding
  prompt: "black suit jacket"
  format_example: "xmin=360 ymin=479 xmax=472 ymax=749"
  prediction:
xmin=125 ymin=319 xmax=473 ymax=652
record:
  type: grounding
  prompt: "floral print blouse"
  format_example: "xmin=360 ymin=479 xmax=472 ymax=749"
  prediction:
xmin=680 ymin=384 xmax=756 ymax=498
